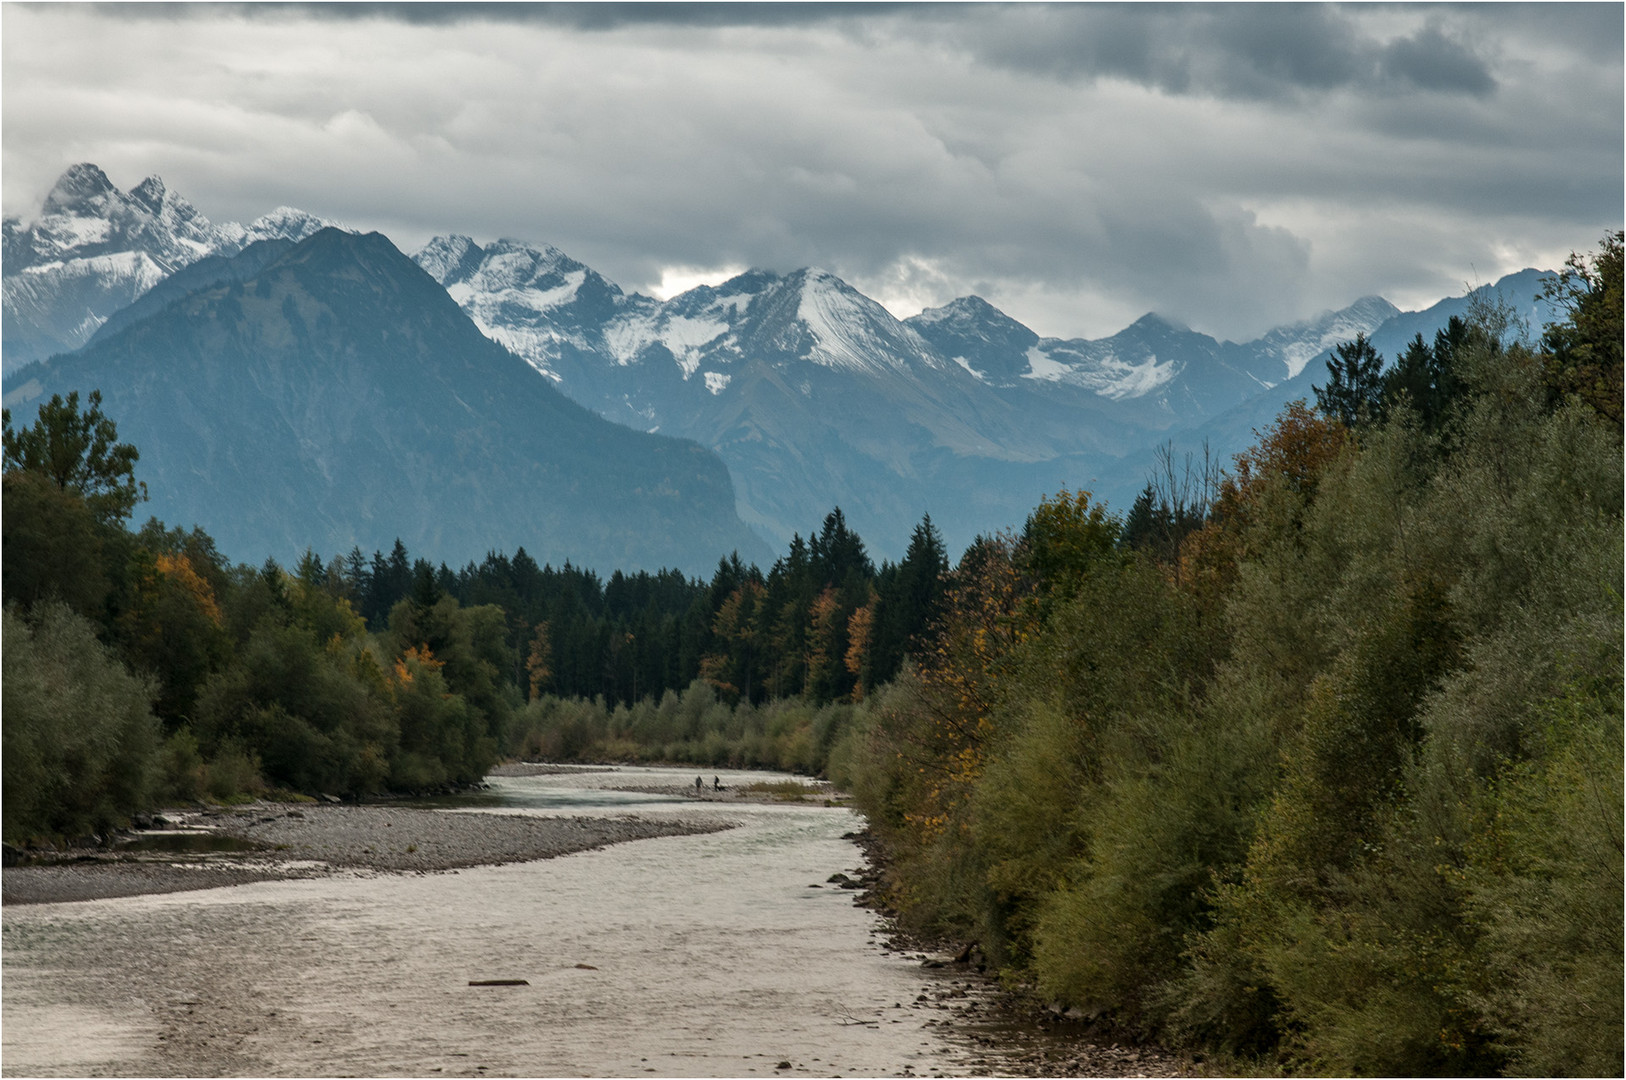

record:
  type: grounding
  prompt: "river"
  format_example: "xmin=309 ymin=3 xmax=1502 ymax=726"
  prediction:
xmin=1 ymin=766 xmax=1025 ymax=1078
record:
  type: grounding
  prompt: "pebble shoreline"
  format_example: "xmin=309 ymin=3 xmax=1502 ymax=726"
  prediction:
xmin=1 ymin=802 xmax=735 ymax=906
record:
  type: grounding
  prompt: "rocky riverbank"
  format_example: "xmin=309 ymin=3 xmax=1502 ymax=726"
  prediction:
xmin=2 ymin=801 xmax=734 ymax=906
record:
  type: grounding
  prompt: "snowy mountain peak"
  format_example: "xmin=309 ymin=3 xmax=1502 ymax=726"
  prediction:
xmin=782 ymin=267 xmax=941 ymax=375
xmin=41 ymin=162 xmax=119 ymax=214
xmin=1253 ymin=294 xmax=1402 ymax=378
xmin=127 ymin=175 xmax=170 ymax=215
xmin=1130 ymin=311 xmax=1190 ymax=334
xmin=906 ymin=296 xmax=1040 ymax=385
xmin=913 ymin=294 xmax=1003 ymax=327
xmin=414 ymin=234 xmax=483 ymax=285
xmin=244 ymin=207 xmax=341 ymax=245
xmin=407 ymin=235 xmax=643 ymax=383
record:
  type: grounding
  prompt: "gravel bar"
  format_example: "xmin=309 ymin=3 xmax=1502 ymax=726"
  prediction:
xmin=2 ymin=803 xmax=735 ymax=906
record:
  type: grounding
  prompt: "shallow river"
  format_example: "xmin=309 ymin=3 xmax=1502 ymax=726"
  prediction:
xmin=2 ymin=767 xmax=1007 ymax=1078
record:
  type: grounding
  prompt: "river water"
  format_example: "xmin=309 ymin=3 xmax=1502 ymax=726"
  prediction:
xmin=1 ymin=767 xmax=1010 ymax=1078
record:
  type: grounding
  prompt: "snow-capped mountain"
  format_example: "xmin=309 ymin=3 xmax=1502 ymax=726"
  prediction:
xmin=908 ymin=298 xmax=1398 ymax=419
xmin=414 ymin=234 xmax=645 ymax=385
xmin=411 ymin=235 xmax=1181 ymax=547
xmin=906 ymin=295 xmax=1040 ymax=385
xmin=413 ymin=239 xmax=954 ymax=412
xmin=2 ymin=163 xmax=338 ymax=371
xmin=6 ymin=164 xmax=1560 ymax=562
xmin=1250 ymin=295 xmax=1402 ymax=379
xmin=409 ymin=227 xmax=1551 ymax=555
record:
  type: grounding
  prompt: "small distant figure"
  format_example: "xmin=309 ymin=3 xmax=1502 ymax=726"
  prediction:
xmin=713 ymin=776 xmax=722 ymax=791
xmin=695 ymin=775 xmax=703 ymax=795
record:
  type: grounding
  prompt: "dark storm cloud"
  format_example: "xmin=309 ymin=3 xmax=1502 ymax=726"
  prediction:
xmin=922 ymin=4 xmax=1499 ymax=101
xmin=1378 ymin=24 xmax=1496 ymax=95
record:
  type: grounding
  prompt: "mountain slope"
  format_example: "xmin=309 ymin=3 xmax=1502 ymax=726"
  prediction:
xmin=3 ymin=229 xmax=771 ymax=573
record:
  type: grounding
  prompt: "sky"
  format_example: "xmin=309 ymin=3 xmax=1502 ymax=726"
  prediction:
xmin=3 ymin=2 xmax=1621 ymax=342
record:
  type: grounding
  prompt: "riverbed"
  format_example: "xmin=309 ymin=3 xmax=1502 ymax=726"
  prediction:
xmin=0 ymin=767 xmax=1001 ymax=1076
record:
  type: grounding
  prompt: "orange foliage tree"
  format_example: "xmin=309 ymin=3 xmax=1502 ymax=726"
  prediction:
xmin=1178 ymin=400 xmax=1350 ymax=610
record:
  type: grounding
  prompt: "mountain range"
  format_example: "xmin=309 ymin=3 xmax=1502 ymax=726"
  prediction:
xmin=410 ymin=233 xmax=1557 ymax=556
xmin=2 ymin=164 xmax=1563 ymax=566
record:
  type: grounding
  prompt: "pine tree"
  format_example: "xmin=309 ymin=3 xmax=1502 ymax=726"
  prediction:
xmin=1314 ymin=332 xmax=1385 ymax=429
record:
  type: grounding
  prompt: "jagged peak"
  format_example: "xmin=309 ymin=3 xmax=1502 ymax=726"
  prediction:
xmin=911 ymin=294 xmax=1029 ymax=331
xmin=128 ymin=175 xmax=169 ymax=214
xmin=462 ymin=238 xmax=596 ymax=285
xmin=918 ymin=294 xmax=998 ymax=318
xmin=42 ymin=162 xmax=118 ymax=213
xmin=414 ymin=234 xmax=485 ymax=285
xmin=713 ymin=267 xmax=781 ymax=294
xmin=794 ymin=266 xmax=860 ymax=293
xmin=422 ymin=233 xmax=479 ymax=255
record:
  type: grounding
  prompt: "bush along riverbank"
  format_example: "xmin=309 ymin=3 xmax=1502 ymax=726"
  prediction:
xmin=845 ymin=825 xmax=1200 ymax=1078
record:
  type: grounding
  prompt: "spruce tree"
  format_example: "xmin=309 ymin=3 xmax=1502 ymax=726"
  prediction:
xmin=1314 ymin=332 xmax=1385 ymax=429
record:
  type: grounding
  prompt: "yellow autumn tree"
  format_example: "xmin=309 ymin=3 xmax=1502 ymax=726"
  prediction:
xmin=844 ymin=596 xmax=877 ymax=702
xmin=526 ymin=621 xmax=553 ymax=700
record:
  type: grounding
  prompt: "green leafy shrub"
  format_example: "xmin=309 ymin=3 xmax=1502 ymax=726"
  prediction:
xmin=2 ymin=602 xmax=161 ymax=842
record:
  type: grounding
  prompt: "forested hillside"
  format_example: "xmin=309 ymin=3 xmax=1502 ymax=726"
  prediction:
xmin=3 ymin=234 xmax=1619 ymax=1075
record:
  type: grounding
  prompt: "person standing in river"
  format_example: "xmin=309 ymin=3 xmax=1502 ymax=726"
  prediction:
xmin=695 ymin=776 xmax=703 ymax=795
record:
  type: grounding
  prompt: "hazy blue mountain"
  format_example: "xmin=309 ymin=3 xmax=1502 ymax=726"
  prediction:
xmin=1365 ymin=269 xmax=1557 ymax=361
xmin=3 ymin=229 xmax=771 ymax=574
xmin=2 ymin=163 xmax=335 ymax=372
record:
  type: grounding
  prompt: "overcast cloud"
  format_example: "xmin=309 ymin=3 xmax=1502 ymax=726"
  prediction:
xmin=3 ymin=2 xmax=1620 ymax=340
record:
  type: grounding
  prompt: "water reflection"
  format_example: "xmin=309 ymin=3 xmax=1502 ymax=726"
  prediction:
xmin=2 ymin=766 xmax=986 ymax=1078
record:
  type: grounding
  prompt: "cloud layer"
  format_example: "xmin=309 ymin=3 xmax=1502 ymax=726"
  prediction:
xmin=3 ymin=2 xmax=1619 ymax=340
